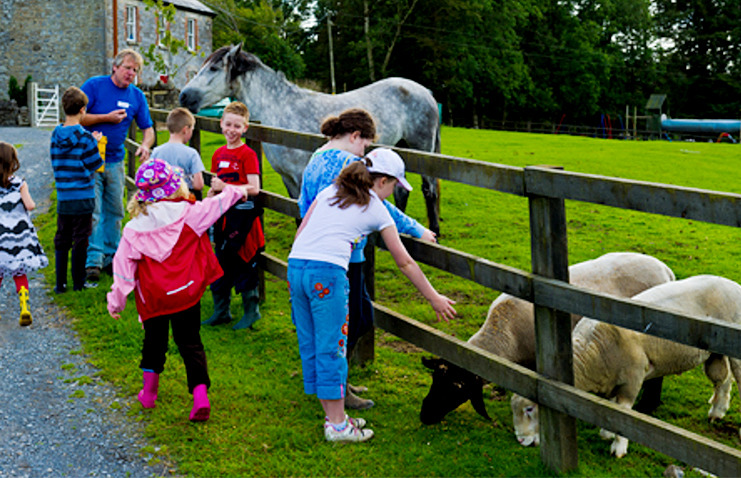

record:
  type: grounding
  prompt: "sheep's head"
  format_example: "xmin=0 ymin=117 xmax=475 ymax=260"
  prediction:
xmin=511 ymin=393 xmax=540 ymax=446
xmin=419 ymin=357 xmax=491 ymax=425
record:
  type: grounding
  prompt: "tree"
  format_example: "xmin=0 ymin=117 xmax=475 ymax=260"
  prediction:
xmin=203 ymin=0 xmax=308 ymax=79
xmin=308 ymin=0 xmax=534 ymax=127
xmin=653 ymin=0 xmax=741 ymax=118
xmin=142 ymin=0 xmax=203 ymax=81
xmin=8 ymin=75 xmax=32 ymax=108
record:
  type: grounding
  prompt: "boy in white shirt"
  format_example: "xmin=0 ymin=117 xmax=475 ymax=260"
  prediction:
xmin=150 ymin=107 xmax=206 ymax=199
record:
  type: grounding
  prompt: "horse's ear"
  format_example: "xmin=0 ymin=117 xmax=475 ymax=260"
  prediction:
xmin=229 ymin=43 xmax=242 ymax=56
xmin=227 ymin=46 xmax=259 ymax=81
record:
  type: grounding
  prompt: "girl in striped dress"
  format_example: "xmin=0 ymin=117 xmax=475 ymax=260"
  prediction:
xmin=0 ymin=142 xmax=48 ymax=326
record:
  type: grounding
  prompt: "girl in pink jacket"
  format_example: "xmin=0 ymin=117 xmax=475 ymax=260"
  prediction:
xmin=107 ymin=158 xmax=251 ymax=422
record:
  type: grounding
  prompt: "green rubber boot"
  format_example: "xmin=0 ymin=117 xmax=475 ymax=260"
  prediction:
xmin=233 ymin=288 xmax=261 ymax=330
xmin=202 ymin=288 xmax=233 ymax=326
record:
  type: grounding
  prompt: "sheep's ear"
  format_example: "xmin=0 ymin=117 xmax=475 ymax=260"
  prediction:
xmin=470 ymin=378 xmax=492 ymax=421
xmin=421 ymin=356 xmax=441 ymax=370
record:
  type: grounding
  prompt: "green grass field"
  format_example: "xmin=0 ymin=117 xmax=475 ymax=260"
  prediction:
xmin=36 ymin=126 xmax=741 ymax=477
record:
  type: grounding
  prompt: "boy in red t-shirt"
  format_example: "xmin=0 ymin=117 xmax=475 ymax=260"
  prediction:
xmin=203 ymin=101 xmax=265 ymax=330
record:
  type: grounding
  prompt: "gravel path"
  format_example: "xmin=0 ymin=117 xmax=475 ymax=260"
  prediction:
xmin=0 ymin=128 xmax=167 ymax=478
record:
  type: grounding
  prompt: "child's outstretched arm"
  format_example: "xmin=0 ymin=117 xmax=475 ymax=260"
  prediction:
xmin=380 ymin=225 xmax=457 ymax=322
xmin=186 ymin=184 xmax=249 ymax=236
xmin=106 ymin=236 xmax=141 ymax=319
xmin=245 ymin=173 xmax=261 ymax=196
xmin=383 ymin=200 xmax=436 ymax=243
xmin=19 ymin=181 xmax=35 ymax=211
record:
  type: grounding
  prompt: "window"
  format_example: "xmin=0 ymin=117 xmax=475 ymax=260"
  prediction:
xmin=125 ymin=5 xmax=137 ymax=43
xmin=156 ymin=14 xmax=167 ymax=48
xmin=186 ymin=18 xmax=198 ymax=51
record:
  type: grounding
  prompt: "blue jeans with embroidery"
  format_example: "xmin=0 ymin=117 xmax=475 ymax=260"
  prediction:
xmin=288 ymin=259 xmax=349 ymax=400
xmin=86 ymin=161 xmax=125 ymax=269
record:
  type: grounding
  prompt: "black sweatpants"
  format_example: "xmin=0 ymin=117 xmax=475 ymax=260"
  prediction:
xmin=140 ymin=302 xmax=210 ymax=393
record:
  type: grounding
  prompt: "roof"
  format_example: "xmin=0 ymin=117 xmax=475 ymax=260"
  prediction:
xmin=165 ymin=0 xmax=216 ymax=16
xmin=645 ymin=94 xmax=666 ymax=111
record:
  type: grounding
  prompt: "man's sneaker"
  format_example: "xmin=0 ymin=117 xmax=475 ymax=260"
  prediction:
xmin=85 ymin=267 xmax=101 ymax=282
xmin=83 ymin=281 xmax=99 ymax=289
xmin=324 ymin=422 xmax=374 ymax=443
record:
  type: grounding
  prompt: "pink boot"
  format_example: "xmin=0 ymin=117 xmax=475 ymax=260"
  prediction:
xmin=189 ymin=384 xmax=210 ymax=422
xmin=138 ymin=371 xmax=159 ymax=409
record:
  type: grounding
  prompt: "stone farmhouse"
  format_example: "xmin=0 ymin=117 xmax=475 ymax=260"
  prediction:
xmin=0 ymin=0 xmax=216 ymax=100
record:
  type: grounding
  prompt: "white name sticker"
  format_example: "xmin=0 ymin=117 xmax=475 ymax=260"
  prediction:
xmin=117 ymin=101 xmax=130 ymax=109
xmin=219 ymin=161 xmax=230 ymax=168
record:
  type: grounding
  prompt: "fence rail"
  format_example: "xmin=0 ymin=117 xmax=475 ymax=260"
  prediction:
xmin=123 ymin=109 xmax=741 ymax=475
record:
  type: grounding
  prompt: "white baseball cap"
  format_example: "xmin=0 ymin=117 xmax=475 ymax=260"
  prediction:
xmin=365 ymin=148 xmax=412 ymax=191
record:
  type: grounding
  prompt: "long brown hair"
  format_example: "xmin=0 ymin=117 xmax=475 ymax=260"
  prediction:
xmin=330 ymin=158 xmax=389 ymax=210
xmin=320 ymin=108 xmax=377 ymax=140
xmin=0 ymin=141 xmax=20 ymax=188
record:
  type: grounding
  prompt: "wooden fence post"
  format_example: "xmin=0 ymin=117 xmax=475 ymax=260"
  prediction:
xmin=244 ymin=127 xmax=266 ymax=302
xmin=526 ymin=165 xmax=578 ymax=472
xmin=351 ymin=239 xmax=376 ymax=366
xmin=127 ymin=122 xmax=137 ymax=191
xmin=189 ymin=120 xmax=201 ymax=154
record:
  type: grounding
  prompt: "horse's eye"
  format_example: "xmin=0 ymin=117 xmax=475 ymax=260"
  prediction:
xmin=209 ymin=64 xmax=220 ymax=72
xmin=524 ymin=406 xmax=534 ymax=416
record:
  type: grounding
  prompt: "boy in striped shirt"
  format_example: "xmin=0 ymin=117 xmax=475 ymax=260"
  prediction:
xmin=50 ymin=86 xmax=103 ymax=292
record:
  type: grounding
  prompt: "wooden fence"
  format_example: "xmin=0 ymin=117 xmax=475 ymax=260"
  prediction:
xmin=125 ymin=108 xmax=741 ymax=476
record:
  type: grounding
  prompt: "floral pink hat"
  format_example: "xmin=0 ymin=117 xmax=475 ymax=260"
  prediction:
xmin=135 ymin=158 xmax=185 ymax=202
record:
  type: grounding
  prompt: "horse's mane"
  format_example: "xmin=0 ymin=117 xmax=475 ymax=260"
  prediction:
xmin=203 ymin=47 xmax=228 ymax=66
xmin=202 ymin=46 xmax=259 ymax=68
xmin=203 ymin=46 xmax=301 ymax=93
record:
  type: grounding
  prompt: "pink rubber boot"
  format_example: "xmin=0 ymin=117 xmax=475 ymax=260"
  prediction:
xmin=138 ymin=371 xmax=159 ymax=409
xmin=189 ymin=384 xmax=210 ymax=422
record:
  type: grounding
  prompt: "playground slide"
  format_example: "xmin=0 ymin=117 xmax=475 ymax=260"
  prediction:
xmin=660 ymin=114 xmax=741 ymax=134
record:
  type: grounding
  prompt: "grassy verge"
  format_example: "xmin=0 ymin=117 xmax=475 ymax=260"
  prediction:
xmin=35 ymin=127 xmax=741 ymax=476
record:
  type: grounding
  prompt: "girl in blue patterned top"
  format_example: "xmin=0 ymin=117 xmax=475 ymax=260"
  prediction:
xmin=297 ymin=108 xmax=437 ymax=410
xmin=0 ymin=142 xmax=49 ymax=326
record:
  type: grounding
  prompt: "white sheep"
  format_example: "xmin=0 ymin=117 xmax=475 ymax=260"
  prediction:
xmin=511 ymin=275 xmax=741 ymax=458
xmin=420 ymin=252 xmax=675 ymax=425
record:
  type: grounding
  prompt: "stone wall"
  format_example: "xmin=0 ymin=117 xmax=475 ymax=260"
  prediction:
xmin=118 ymin=0 xmax=214 ymax=89
xmin=0 ymin=100 xmax=20 ymax=126
xmin=0 ymin=0 xmax=108 ymax=100
xmin=0 ymin=0 xmax=212 ymax=104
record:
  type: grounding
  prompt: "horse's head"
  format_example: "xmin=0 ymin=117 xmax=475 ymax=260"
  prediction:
xmin=179 ymin=44 xmax=262 ymax=113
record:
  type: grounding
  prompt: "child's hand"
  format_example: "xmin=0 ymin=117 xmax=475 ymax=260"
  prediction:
xmin=107 ymin=302 xmax=122 ymax=320
xmin=210 ymin=176 xmax=226 ymax=193
xmin=431 ymin=294 xmax=457 ymax=322
xmin=92 ymin=131 xmax=103 ymax=142
xmin=420 ymin=229 xmax=437 ymax=243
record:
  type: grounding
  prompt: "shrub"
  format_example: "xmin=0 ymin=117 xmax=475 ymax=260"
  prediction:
xmin=8 ymin=75 xmax=32 ymax=108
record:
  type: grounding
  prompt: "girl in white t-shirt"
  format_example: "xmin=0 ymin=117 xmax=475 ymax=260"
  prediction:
xmin=287 ymin=149 xmax=457 ymax=443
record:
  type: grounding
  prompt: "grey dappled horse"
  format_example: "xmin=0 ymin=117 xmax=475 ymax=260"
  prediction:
xmin=179 ymin=44 xmax=441 ymax=234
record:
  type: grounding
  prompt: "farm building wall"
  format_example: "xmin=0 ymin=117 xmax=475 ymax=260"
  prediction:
xmin=116 ymin=0 xmax=214 ymax=88
xmin=0 ymin=0 xmax=213 ymax=102
xmin=0 ymin=0 xmax=108 ymax=99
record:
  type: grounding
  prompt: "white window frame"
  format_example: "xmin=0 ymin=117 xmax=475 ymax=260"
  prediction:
xmin=157 ymin=15 xmax=167 ymax=48
xmin=125 ymin=5 xmax=137 ymax=43
xmin=187 ymin=18 xmax=196 ymax=51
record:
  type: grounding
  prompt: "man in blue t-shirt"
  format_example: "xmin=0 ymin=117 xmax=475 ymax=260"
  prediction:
xmin=81 ymin=49 xmax=154 ymax=281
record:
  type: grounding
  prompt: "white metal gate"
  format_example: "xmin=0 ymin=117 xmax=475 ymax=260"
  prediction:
xmin=30 ymin=83 xmax=59 ymax=127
